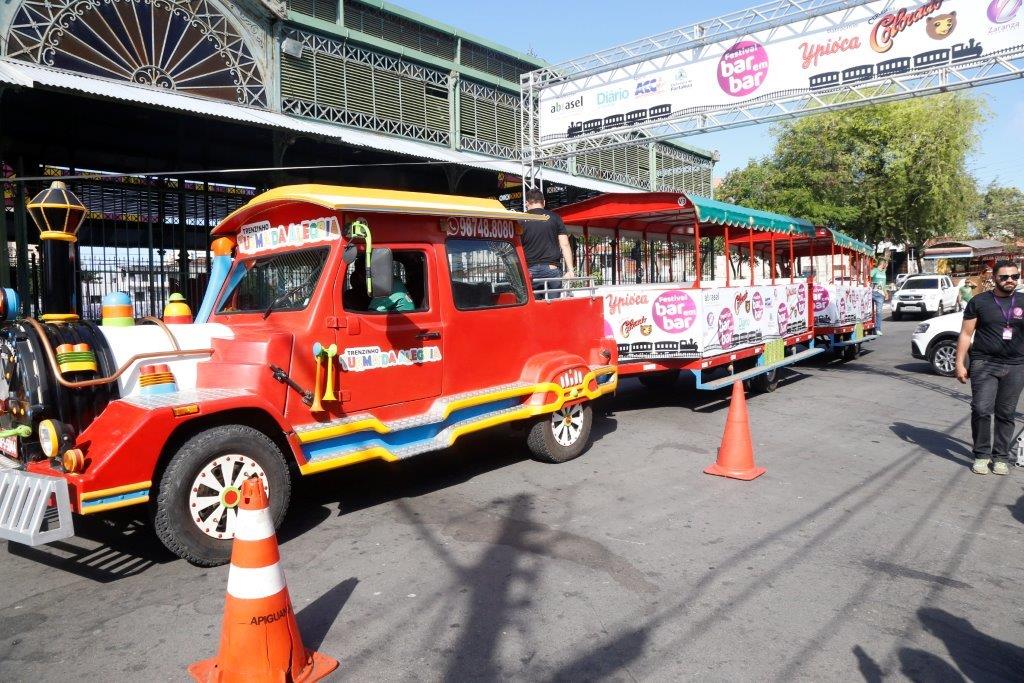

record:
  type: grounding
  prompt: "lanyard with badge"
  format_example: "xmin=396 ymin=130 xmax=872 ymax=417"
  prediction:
xmin=995 ymin=293 xmax=1017 ymax=340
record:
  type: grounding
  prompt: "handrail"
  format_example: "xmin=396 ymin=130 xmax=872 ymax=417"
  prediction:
xmin=21 ymin=317 xmax=212 ymax=389
xmin=533 ymin=276 xmax=599 ymax=300
xmin=141 ymin=316 xmax=182 ymax=351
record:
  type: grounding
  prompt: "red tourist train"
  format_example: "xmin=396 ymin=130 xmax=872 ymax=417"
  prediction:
xmin=0 ymin=184 xmax=875 ymax=565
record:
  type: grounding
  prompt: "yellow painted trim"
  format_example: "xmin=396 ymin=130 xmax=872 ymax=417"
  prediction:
xmin=40 ymin=313 xmax=80 ymax=322
xmin=298 ymin=446 xmax=398 ymax=475
xmin=297 ymin=417 xmax=391 ymax=444
xmin=217 ymin=184 xmax=545 ymax=234
xmin=38 ymin=230 xmax=78 ymax=242
xmin=59 ymin=361 xmax=97 ymax=372
xmin=297 ymin=366 xmax=619 ymax=476
xmin=81 ymin=480 xmax=152 ymax=501
xmin=80 ymin=495 xmax=150 ymax=514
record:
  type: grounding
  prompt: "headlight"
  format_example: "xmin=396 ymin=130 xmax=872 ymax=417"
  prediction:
xmin=914 ymin=323 xmax=930 ymax=334
xmin=37 ymin=419 xmax=62 ymax=458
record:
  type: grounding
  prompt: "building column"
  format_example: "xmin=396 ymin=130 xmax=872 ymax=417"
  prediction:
xmin=648 ymin=143 xmax=658 ymax=191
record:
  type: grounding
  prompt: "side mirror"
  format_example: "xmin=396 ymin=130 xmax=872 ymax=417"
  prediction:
xmin=342 ymin=244 xmax=359 ymax=265
xmin=370 ymin=248 xmax=394 ymax=299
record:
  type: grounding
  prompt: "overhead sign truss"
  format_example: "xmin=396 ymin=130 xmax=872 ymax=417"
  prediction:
xmin=521 ymin=0 xmax=1024 ymax=188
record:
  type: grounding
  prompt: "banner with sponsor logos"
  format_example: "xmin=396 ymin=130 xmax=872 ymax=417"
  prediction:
xmin=812 ymin=284 xmax=875 ymax=327
xmin=539 ymin=0 xmax=1024 ymax=142
xmin=596 ymin=283 xmax=809 ymax=360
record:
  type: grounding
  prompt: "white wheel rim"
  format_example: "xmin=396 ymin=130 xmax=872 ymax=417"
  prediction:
xmin=552 ymin=405 xmax=584 ymax=447
xmin=188 ymin=454 xmax=269 ymax=540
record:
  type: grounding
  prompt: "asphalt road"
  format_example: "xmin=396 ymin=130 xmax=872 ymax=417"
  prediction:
xmin=3 ymin=316 xmax=1023 ymax=681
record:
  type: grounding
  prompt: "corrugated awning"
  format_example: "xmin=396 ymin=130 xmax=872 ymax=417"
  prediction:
xmin=0 ymin=59 xmax=635 ymax=196
xmin=823 ymin=227 xmax=873 ymax=257
xmin=556 ymin=192 xmax=815 ymax=236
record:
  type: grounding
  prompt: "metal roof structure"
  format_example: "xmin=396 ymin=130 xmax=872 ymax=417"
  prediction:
xmin=0 ymin=58 xmax=636 ymax=197
xmin=215 ymin=183 xmax=542 ymax=235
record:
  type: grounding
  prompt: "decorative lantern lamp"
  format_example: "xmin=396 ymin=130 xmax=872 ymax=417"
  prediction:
xmin=26 ymin=180 xmax=87 ymax=322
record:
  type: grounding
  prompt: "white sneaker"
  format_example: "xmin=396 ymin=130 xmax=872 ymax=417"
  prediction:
xmin=973 ymin=458 xmax=991 ymax=475
xmin=993 ymin=461 xmax=1010 ymax=476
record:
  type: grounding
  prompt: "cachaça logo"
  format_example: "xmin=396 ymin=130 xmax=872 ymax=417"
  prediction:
xmin=871 ymin=0 xmax=945 ymax=53
xmin=800 ymin=36 xmax=861 ymax=69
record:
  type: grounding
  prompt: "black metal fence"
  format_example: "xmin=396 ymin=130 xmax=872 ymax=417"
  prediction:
xmin=2 ymin=164 xmax=255 ymax=320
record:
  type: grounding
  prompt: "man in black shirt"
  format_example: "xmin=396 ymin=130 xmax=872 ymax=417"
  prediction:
xmin=956 ymin=260 xmax=1024 ymax=475
xmin=521 ymin=189 xmax=575 ymax=299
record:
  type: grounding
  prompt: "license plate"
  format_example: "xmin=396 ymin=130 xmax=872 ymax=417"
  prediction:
xmin=0 ymin=435 xmax=18 ymax=459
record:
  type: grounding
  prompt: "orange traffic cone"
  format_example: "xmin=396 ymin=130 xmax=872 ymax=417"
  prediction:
xmin=189 ymin=477 xmax=338 ymax=682
xmin=703 ymin=381 xmax=766 ymax=481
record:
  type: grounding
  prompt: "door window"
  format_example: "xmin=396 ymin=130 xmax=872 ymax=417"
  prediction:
xmin=445 ymin=238 xmax=528 ymax=310
xmin=344 ymin=249 xmax=429 ymax=314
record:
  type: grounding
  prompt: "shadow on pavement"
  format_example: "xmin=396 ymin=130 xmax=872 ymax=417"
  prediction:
xmin=898 ymin=647 xmax=966 ymax=682
xmin=918 ymin=607 xmax=1024 ymax=681
xmin=295 ymin=577 xmax=359 ymax=651
xmin=1009 ymin=493 xmax=1024 ymax=525
xmin=852 ymin=645 xmax=883 ymax=682
xmin=889 ymin=422 xmax=972 ymax=466
xmin=5 ymin=512 xmax=172 ymax=582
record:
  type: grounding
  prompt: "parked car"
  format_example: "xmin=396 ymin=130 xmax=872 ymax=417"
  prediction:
xmin=892 ymin=275 xmax=961 ymax=320
xmin=911 ymin=311 xmax=963 ymax=376
xmin=894 ymin=273 xmax=910 ymax=289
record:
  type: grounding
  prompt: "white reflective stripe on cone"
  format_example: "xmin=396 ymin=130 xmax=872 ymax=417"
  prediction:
xmin=226 ymin=564 xmax=287 ymax=599
xmin=234 ymin=508 xmax=275 ymax=541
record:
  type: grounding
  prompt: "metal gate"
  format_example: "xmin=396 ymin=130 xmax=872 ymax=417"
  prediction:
xmin=2 ymin=165 xmax=255 ymax=320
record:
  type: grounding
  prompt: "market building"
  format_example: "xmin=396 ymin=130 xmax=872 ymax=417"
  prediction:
xmin=0 ymin=0 xmax=717 ymax=318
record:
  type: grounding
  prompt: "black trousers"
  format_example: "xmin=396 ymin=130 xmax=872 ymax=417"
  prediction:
xmin=969 ymin=359 xmax=1024 ymax=464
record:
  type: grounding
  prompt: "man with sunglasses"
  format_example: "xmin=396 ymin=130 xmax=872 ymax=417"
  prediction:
xmin=956 ymin=260 xmax=1024 ymax=475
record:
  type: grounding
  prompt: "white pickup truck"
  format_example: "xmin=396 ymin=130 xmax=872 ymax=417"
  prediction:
xmin=892 ymin=275 xmax=962 ymax=320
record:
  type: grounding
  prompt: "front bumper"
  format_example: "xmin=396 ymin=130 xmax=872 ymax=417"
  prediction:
xmin=911 ymin=337 xmax=927 ymax=359
xmin=894 ymin=300 xmax=938 ymax=313
xmin=0 ymin=463 xmax=75 ymax=546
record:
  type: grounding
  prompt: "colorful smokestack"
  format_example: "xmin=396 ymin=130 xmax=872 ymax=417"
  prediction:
xmin=163 ymin=293 xmax=193 ymax=324
xmin=138 ymin=363 xmax=177 ymax=395
xmin=26 ymin=181 xmax=87 ymax=322
xmin=55 ymin=343 xmax=98 ymax=374
xmin=102 ymin=292 xmax=134 ymax=327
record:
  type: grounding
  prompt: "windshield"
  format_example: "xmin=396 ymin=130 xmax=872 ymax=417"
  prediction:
xmin=901 ymin=278 xmax=941 ymax=290
xmin=217 ymin=247 xmax=328 ymax=314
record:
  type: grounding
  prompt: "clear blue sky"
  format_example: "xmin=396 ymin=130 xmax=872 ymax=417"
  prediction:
xmin=395 ymin=0 xmax=1024 ymax=190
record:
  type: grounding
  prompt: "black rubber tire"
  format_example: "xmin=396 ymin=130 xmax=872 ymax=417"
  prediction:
xmin=928 ymin=339 xmax=958 ymax=378
xmin=153 ymin=424 xmax=291 ymax=567
xmin=892 ymin=310 xmax=903 ymax=321
xmin=749 ymin=367 xmax=780 ymax=393
xmin=842 ymin=343 xmax=860 ymax=362
xmin=527 ymin=403 xmax=593 ymax=464
xmin=637 ymin=370 xmax=680 ymax=392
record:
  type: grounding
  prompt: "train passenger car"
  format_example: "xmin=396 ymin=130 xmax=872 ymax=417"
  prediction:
xmin=792 ymin=227 xmax=878 ymax=360
xmin=809 ymin=71 xmax=840 ymax=90
xmin=556 ymin=193 xmax=825 ymax=394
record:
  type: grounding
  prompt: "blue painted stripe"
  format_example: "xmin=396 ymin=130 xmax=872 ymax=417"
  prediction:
xmin=303 ymin=397 xmax=521 ymax=462
xmin=81 ymin=489 xmax=150 ymax=509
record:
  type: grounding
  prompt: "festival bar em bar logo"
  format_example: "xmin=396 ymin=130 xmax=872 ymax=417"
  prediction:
xmin=537 ymin=0 xmax=1024 ymax=143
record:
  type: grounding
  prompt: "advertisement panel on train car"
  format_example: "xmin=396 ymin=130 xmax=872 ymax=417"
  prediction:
xmin=538 ymin=0 xmax=1024 ymax=142
xmin=601 ymin=284 xmax=810 ymax=360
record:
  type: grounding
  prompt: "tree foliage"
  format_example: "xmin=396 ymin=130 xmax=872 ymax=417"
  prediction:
xmin=717 ymin=94 xmax=986 ymax=245
xmin=975 ymin=183 xmax=1024 ymax=239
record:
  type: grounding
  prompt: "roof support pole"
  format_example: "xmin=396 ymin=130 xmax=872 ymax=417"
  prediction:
xmin=693 ymin=217 xmax=702 ymax=288
xmin=830 ymin=240 xmax=836 ymax=284
xmin=789 ymin=236 xmax=795 ymax=284
xmin=583 ymin=225 xmax=591 ymax=277
xmin=749 ymin=227 xmax=755 ymax=287
xmin=668 ymin=232 xmax=674 ymax=282
xmin=724 ymin=225 xmax=731 ymax=288
xmin=770 ymin=232 xmax=777 ymax=286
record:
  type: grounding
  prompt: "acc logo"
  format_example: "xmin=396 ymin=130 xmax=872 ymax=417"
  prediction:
xmin=634 ymin=78 xmax=661 ymax=96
